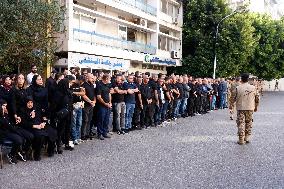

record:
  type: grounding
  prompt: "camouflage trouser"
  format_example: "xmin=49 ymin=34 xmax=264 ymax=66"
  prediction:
xmin=236 ymin=110 xmax=253 ymax=137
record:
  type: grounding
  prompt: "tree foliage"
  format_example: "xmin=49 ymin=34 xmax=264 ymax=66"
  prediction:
xmin=169 ymin=0 xmax=284 ymax=80
xmin=0 ymin=0 xmax=64 ymax=74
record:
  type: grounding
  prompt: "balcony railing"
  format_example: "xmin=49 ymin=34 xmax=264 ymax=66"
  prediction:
xmin=116 ymin=0 xmax=157 ymax=16
xmin=73 ymin=28 xmax=157 ymax=55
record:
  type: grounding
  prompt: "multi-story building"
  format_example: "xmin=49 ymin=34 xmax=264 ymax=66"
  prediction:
xmin=228 ymin=0 xmax=284 ymax=20
xmin=55 ymin=0 xmax=183 ymax=74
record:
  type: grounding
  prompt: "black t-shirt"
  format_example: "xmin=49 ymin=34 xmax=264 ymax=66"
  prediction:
xmin=123 ymin=82 xmax=137 ymax=104
xmin=176 ymin=83 xmax=184 ymax=99
xmin=112 ymin=83 xmax=125 ymax=103
xmin=149 ymin=79 xmax=157 ymax=99
xmin=171 ymin=83 xmax=179 ymax=99
xmin=163 ymin=84 xmax=171 ymax=101
xmin=70 ymin=83 xmax=82 ymax=103
xmin=140 ymin=83 xmax=152 ymax=104
xmin=82 ymin=81 xmax=95 ymax=103
xmin=96 ymin=82 xmax=111 ymax=105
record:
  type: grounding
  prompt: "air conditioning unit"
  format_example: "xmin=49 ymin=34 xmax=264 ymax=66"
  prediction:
xmin=172 ymin=17 xmax=178 ymax=24
xmin=139 ymin=18 xmax=147 ymax=27
xmin=171 ymin=50 xmax=180 ymax=59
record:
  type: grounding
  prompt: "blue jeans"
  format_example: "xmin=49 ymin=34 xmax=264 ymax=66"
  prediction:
xmin=179 ymin=98 xmax=188 ymax=115
xmin=211 ymin=95 xmax=216 ymax=110
xmin=71 ymin=106 xmax=82 ymax=141
xmin=97 ymin=105 xmax=111 ymax=136
xmin=220 ymin=93 xmax=227 ymax=109
xmin=125 ymin=103 xmax=135 ymax=129
xmin=173 ymin=99 xmax=181 ymax=118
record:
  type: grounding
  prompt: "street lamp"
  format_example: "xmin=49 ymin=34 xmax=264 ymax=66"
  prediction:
xmin=213 ymin=9 xmax=241 ymax=79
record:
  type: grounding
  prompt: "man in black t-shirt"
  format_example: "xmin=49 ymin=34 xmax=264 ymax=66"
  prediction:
xmin=96 ymin=74 xmax=112 ymax=140
xmin=81 ymin=73 xmax=96 ymax=140
xmin=112 ymin=74 xmax=127 ymax=134
xmin=171 ymin=76 xmax=180 ymax=120
xmin=139 ymin=75 xmax=154 ymax=128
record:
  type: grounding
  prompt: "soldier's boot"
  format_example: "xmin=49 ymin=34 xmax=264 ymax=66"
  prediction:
xmin=244 ymin=135 xmax=251 ymax=143
xmin=237 ymin=135 xmax=245 ymax=145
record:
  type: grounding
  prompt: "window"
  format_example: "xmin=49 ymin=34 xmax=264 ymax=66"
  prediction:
xmin=118 ymin=25 xmax=127 ymax=40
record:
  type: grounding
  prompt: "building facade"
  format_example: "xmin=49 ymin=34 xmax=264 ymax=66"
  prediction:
xmin=228 ymin=0 xmax=284 ymax=20
xmin=55 ymin=0 xmax=183 ymax=74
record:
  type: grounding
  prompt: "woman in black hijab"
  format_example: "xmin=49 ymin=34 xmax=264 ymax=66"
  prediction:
xmin=26 ymin=75 xmax=48 ymax=118
xmin=54 ymin=78 xmax=73 ymax=153
xmin=0 ymin=75 xmax=16 ymax=121
xmin=19 ymin=96 xmax=57 ymax=161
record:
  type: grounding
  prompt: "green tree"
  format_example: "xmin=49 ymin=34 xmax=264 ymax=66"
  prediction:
xmin=170 ymin=0 xmax=284 ymax=80
xmin=216 ymin=13 xmax=258 ymax=77
xmin=170 ymin=0 xmax=231 ymax=77
xmin=0 ymin=0 xmax=64 ymax=74
xmin=248 ymin=14 xmax=284 ymax=80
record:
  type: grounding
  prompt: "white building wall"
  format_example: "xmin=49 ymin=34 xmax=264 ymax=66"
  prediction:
xmin=263 ymin=78 xmax=284 ymax=91
xmin=56 ymin=0 xmax=183 ymax=74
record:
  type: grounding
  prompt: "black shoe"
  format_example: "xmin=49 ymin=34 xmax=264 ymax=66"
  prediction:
xmin=34 ymin=155 xmax=41 ymax=161
xmin=33 ymin=151 xmax=41 ymax=161
xmin=81 ymin=136 xmax=88 ymax=141
xmin=123 ymin=129 xmax=129 ymax=133
xmin=64 ymin=145 xmax=74 ymax=151
xmin=103 ymin=134 xmax=111 ymax=138
xmin=48 ymin=152 xmax=54 ymax=157
xmin=117 ymin=130 xmax=125 ymax=135
xmin=7 ymin=153 xmax=17 ymax=164
xmin=57 ymin=146 xmax=63 ymax=154
xmin=98 ymin=135 xmax=104 ymax=140
xmin=17 ymin=152 xmax=27 ymax=162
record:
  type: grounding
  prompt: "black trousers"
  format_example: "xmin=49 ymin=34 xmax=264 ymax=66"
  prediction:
xmin=140 ymin=103 xmax=154 ymax=127
xmin=56 ymin=113 xmax=71 ymax=146
xmin=4 ymin=132 xmax=23 ymax=156
xmin=133 ymin=104 xmax=142 ymax=127
xmin=188 ymin=96 xmax=196 ymax=116
xmin=15 ymin=128 xmax=34 ymax=152
xmin=31 ymin=127 xmax=57 ymax=158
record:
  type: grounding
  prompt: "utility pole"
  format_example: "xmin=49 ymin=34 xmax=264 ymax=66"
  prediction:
xmin=213 ymin=10 xmax=240 ymax=79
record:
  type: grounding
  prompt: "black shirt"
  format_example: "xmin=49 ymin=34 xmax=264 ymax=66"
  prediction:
xmin=163 ymin=84 xmax=171 ymax=101
xmin=70 ymin=83 xmax=82 ymax=103
xmin=96 ymin=82 xmax=111 ymax=105
xmin=123 ymin=82 xmax=137 ymax=104
xmin=112 ymin=83 xmax=125 ymax=103
xmin=82 ymin=81 xmax=95 ymax=103
xmin=140 ymin=83 xmax=152 ymax=104
xmin=176 ymin=83 xmax=184 ymax=99
xmin=171 ymin=83 xmax=179 ymax=99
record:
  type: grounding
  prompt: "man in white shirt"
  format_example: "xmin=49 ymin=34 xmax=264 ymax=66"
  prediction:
xmin=27 ymin=64 xmax=38 ymax=85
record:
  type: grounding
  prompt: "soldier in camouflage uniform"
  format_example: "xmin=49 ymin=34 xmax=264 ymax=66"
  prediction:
xmin=229 ymin=77 xmax=241 ymax=120
xmin=229 ymin=73 xmax=259 ymax=145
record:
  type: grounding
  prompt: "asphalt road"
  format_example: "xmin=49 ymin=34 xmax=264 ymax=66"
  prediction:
xmin=0 ymin=92 xmax=283 ymax=189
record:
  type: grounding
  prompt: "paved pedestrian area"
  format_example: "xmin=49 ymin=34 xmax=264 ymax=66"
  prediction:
xmin=0 ymin=92 xmax=283 ymax=189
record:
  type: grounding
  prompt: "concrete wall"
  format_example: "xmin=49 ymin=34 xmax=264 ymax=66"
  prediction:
xmin=263 ymin=78 xmax=284 ymax=91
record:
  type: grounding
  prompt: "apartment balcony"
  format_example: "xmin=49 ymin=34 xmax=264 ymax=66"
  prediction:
xmin=113 ymin=0 xmax=157 ymax=16
xmin=73 ymin=28 xmax=157 ymax=55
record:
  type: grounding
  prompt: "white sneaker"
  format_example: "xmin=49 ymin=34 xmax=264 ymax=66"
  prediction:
xmin=77 ymin=139 xmax=84 ymax=143
xmin=69 ymin=141 xmax=75 ymax=148
xmin=74 ymin=140 xmax=79 ymax=145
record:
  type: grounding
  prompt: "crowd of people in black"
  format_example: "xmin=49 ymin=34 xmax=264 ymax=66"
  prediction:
xmin=0 ymin=65 xmax=231 ymax=165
